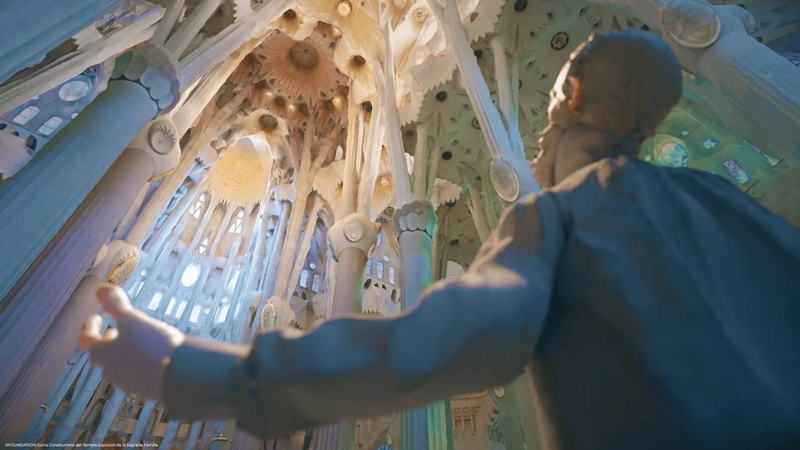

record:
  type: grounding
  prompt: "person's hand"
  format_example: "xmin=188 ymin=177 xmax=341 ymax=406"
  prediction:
xmin=79 ymin=284 xmax=185 ymax=400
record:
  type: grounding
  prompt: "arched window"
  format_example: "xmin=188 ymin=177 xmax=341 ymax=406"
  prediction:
xmin=229 ymin=209 xmax=245 ymax=233
xmin=147 ymin=293 xmax=163 ymax=311
xmin=189 ymin=305 xmax=202 ymax=323
xmin=366 ymin=259 xmax=372 ymax=276
xmin=181 ymin=263 xmax=201 ymax=287
xmin=376 ymin=261 xmax=384 ymax=279
xmin=377 ymin=233 xmax=382 ymax=246
xmin=312 ymin=274 xmax=321 ymax=292
xmin=299 ymin=269 xmax=309 ymax=288
xmin=388 ymin=267 xmax=395 ymax=284
xmin=189 ymin=194 xmax=206 ymax=218
xmin=197 ymin=237 xmax=209 ymax=255
xmin=377 ymin=445 xmax=392 ymax=450
xmin=12 ymin=106 xmax=39 ymax=125
xmin=37 ymin=116 xmax=63 ymax=136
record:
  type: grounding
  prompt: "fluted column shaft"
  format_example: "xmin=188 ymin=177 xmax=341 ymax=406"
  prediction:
xmin=0 ymin=0 xmax=121 ymax=84
xmin=399 ymin=229 xmax=434 ymax=450
xmin=127 ymin=400 xmax=157 ymax=447
xmin=0 ymin=146 xmax=155 ymax=406
xmin=0 ymin=80 xmax=156 ymax=302
xmin=0 ymin=275 xmax=103 ymax=442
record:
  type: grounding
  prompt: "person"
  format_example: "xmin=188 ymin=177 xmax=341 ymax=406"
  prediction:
xmin=79 ymin=30 xmax=800 ymax=449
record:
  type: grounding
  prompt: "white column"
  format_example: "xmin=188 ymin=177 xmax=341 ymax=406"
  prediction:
xmin=0 ymin=0 xmax=123 ymax=84
xmin=0 ymin=44 xmax=180 ymax=302
xmin=592 ymin=0 xmax=800 ymax=157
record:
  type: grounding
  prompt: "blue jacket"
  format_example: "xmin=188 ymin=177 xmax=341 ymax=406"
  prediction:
xmin=162 ymin=156 xmax=800 ymax=449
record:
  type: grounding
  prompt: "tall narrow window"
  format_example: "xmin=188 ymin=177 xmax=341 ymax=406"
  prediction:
xmin=229 ymin=209 xmax=245 ymax=233
xmin=165 ymin=297 xmax=177 ymax=315
xmin=377 ymin=261 xmax=384 ymax=279
xmin=147 ymin=293 xmax=163 ymax=311
xmin=366 ymin=259 xmax=372 ymax=276
xmin=299 ymin=269 xmax=309 ymax=288
xmin=388 ymin=267 xmax=395 ymax=284
xmin=12 ymin=106 xmax=39 ymax=125
xmin=189 ymin=193 xmax=206 ymax=218
xmin=312 ymin=274 xmax=321 ymax=292
xmin=197 ymin=237 xmax=209 ymax=255
xmin=214 ymin=303 xmax=230 ymax=324
xmin=176 ymin=300 xmax=187 ymax=319
xmin=189 ymin=305 xmax=202 ymax=323
xmin=377 ymin=233 xmax=382 ymax=246
xmin=37 ymin=116 xmax=63 ymax=136
xmin=226 ymin=266 xmax=241 ymax=292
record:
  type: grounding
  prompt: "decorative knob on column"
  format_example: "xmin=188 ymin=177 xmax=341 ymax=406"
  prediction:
xmin=661 ymin=0 xmax=721 ymax=49
xmin=260 ymin=296 xmax=295 ymax=332
xmin=109 ymin=43 xmax=181 ymax=116
xmin=87 ymin=240 xmax=141 ymax=285
xmin=128 ymin=119 xmax=181 ymax=181
xmin=327 ymin=213 xmax=379 ymax=262
xmin=490 ymin=155 xmax=540 ymax=204
xmin=392 ymin=198 xmax=437 ymax=239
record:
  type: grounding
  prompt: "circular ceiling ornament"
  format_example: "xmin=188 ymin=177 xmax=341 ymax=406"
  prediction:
xmin=471 ymin=117 xmax=481 ymax=129
xmin=550 ymin=31 xmax=570 ymax=51
xmin=147 ymin=121 xmax=177 ymax=155
xmin=336 ymin=0 xmax=352 ymax=17
xmin=289 ymin=42 xmax=320 ymax=70
xmin=260 ymin=114 xmax=279 ymax=131
xmin=490 ymin=158 xmax=521 ymax=202
xmin=58 ymin=79 xmax=91 ymax=101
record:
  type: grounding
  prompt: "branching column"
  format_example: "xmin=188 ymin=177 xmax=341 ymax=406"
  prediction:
xmin=425 ymin=0 xmax=541 ymax=203
xmin=0 ymin=43 xmax=180 ymax=302
xmin=0 ymin=114 xmax=181 ymax=440
xmin=0 ymin=0 xmax=122 ymax=84
xmin=592 ymin=0 xmax=800 ymax=159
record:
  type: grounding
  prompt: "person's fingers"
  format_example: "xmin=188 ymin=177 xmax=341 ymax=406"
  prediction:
xmin=96 ymin=284 xmax=132 ymax=319
xmin=78 ymin=314 xmax=106 ymax=350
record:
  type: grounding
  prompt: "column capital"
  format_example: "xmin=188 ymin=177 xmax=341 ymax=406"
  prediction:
xmin=490 ymin=155 xmax=540 ymax=204
xmin=392 ymin=198 xmax=437 ymax=239
xmin=87 ymin=240 xmax=141 ymax=285
xmin=110 ymin=43 xmax=181 ymax=116
xmin=129 ymin=119 xmax=181 ymax=181
xmin=327 ymin=213 xmax=378 ymax=262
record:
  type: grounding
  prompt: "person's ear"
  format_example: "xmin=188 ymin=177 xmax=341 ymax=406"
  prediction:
xmin=567 ymin=76 xmax=583 ymax=116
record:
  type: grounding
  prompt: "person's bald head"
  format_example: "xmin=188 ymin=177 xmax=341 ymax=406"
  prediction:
xmin=534 ymin=30 xmax=683 ymax=188
xmin=548 ymin=29 xmax=683 ymax=139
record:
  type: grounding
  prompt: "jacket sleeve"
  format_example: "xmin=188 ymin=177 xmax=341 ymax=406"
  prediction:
xmin=161 ymin=193 xmax=565 ymax=440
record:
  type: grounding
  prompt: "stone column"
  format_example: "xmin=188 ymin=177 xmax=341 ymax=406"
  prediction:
xmin=488 ymin=385 xmax=526 ymax=450
xmin=393 ymin=200 xmax=438 ymax=450
xmin=0 ymin=0 xmax=122 ymax=84
xmin=424 ymin=0 xmax=540 ymax=203
xmin=0 ymin=43 xmax=180 ymax=302
xmin=592 ymin=0 xmax=800 ymax=157
xmin=127 ymin=400 xmax=157 ymax=447
xmin=0 ymin=243 xmax=139 ymax=442
xmin=0 ymin=114 xmax=180 ymax=411
xmin=320 ymin=213 xmax=378 ymax=449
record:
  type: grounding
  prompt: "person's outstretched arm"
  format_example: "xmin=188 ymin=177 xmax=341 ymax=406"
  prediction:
xmin=81 ymin=194 xmax=565 ymax=440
